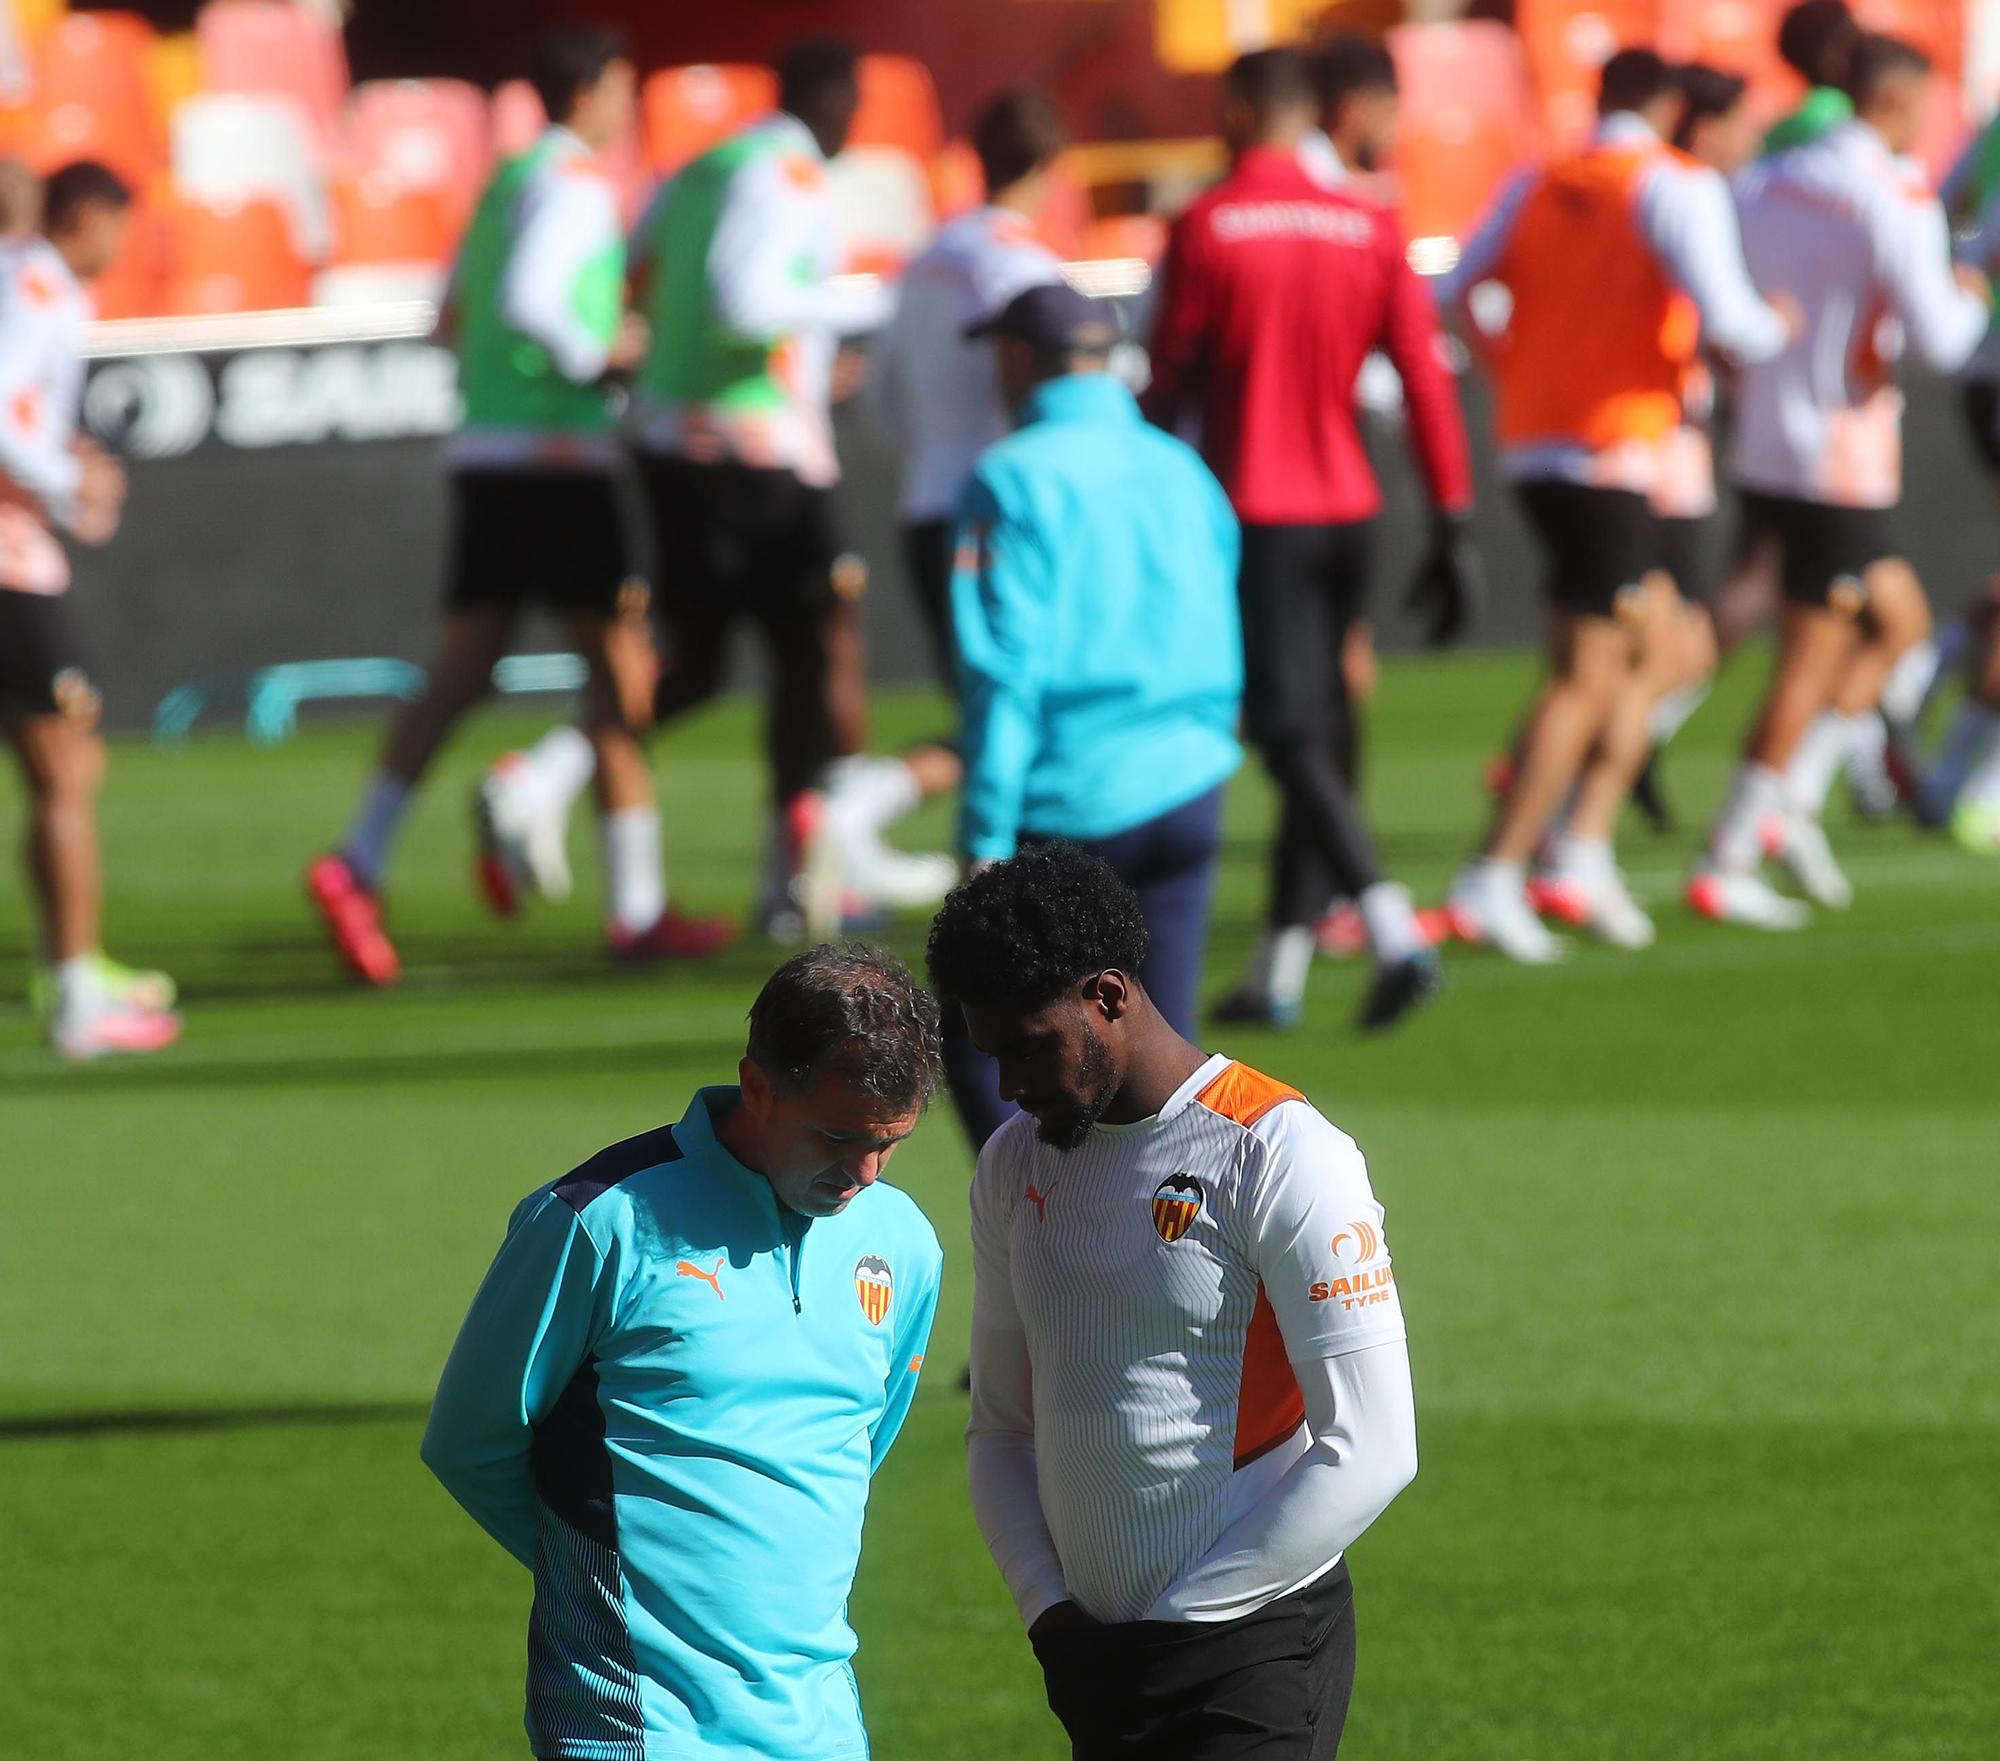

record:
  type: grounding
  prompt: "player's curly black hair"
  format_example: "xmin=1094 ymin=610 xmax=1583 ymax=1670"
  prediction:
xmin=926 ymin=842 xmax=1149 ymax=1008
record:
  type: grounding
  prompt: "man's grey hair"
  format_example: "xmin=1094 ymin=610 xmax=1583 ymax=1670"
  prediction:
xmin=745 ymin=943 xmax=943 ymax=1112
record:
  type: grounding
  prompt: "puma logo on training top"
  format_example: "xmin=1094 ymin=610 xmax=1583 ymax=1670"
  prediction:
xmin=676 ymin=1255 xmax=725 ymax=1300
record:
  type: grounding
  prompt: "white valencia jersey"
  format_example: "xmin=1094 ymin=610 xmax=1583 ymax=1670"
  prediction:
xmin=1732 ymin=122 xmax=1987 ymax=507
xmin=967 ymin=1054 xmax=1406 ymax=1624
xmin=0 ymin=236 xmax=89 ymax=594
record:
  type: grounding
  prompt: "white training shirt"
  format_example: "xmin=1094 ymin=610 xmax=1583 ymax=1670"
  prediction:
xmin=1444 ymin=113 xmax=1791 ymax=492
xmin=1732 ymin=121 xmax=1988 ymax=507
xmin=1298 ymin=128 xmax=1348 ymax=190
xmin=0 ymin=236 xmax=90 ymax=594
xmin=871 ymin=204 xmax=1061 ymax=521
xmin=967 ymin=1054 xmax=1416 ymax=1629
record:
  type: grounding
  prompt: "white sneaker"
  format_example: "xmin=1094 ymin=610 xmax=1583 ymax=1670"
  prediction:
xmin=475 ymin=753 xmax=573 ymax=915
xmin=1686 ymin=867 xmax=1811 ymax=930
xmin=1770 ymin=814 xmax=1852 ymax=910
xmin=1531 ymin=849 xmax=1656 ymax=949
xmin=828 ymin=820 xmax=958 ymax=911
xmin=1577 ymin=867 xmax=1656 ymax=949
xmin=53 ymin=996 xmax=182 ymax=1062
xmin=1448 ymin=863 xmax=1567 ymax=963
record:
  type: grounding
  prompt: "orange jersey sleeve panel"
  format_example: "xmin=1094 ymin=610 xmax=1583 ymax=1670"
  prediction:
xmin=1234 ymin=1281 xmax=1308 ymax=1469
xmin=1195 ymin=1060 xmax=1305 ymax=1131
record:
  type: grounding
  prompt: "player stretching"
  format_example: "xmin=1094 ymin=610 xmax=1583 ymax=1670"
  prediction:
xmin=1692 ymin=35 xmax=1989 ymax=924
xmin=1440 ymin=49 xmax=1794 ymax=959
xmin=308 ymin=27 xmax=726 ymax=983
xmin=424 ymin=944 xmax=942 ymax=1761
xmin=0 ymin=162 xmax=177 ymax=1059
xmin=1149 ymin=49 xmax=1473 ymax=1029
xmin=933 ymin=844 xmax=1416 ymax=1759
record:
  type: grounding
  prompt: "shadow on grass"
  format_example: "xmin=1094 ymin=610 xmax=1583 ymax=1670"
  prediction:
xmin=0 ymin=1400 xmax=428 ymax=1443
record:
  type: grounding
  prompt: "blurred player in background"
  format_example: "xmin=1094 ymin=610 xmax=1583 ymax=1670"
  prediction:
xmin=1691 ymin=35 xmax=1989 ymax=926
xmin=935 ymin=844 xmax=1416 ymax=1761
xmin=874 ymin=87 xmax=1065 ymax=683
xmin=424 ymin=943 xmax=942 ymax=1761
xmin=1441 ymin=49 xmax=1794 ymax=960
xmin=1150 ymin=48 xmax=1470 ymax=1031
xmin=943 ymin=283 xmax=1242 ymax=1147
xmin=491 ymin=38 xmax=956 ymax=938
xmin=307 ymin=26 xmax=727 ymax=982
xmin=1299 ymin=30 xmax=1401 ymax=192
xmin=1627 ymin=62 xmax=1764 ymax=831
xmin=1763 ymin=0 xmax=1862 ymax=153
xmin=0 ymin=160 xmax=176 ymax=1060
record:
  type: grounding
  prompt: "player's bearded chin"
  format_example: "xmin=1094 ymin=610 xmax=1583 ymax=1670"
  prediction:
xmin=1037 ymin=1019 xmax=1119 ymax=1151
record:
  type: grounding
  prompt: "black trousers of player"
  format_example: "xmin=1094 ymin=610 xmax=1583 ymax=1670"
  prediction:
xmin=639 ymin=453 xmax=839 ymax=802
xmin=1239 ymin=523 xmax=1381 ymax=930
xmin=900 ymin=516 xmax=956 ymax=690
xmin=1033 ymin=1560 xmax=1357 ymax=1761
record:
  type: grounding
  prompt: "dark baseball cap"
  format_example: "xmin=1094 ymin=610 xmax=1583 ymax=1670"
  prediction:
xmin=964 ymin=281 xmax=1119 ymax=350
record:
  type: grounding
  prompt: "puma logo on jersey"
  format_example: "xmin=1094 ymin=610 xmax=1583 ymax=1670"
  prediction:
xmin=1025 ymin=1184 xmax=1047 ymax=1222
xmin=675 ymin=1255 xmax=726 ymax=1300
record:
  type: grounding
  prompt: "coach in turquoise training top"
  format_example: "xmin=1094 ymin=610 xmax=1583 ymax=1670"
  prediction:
xmin=422 ymin=945 xmax=944 ymax=1760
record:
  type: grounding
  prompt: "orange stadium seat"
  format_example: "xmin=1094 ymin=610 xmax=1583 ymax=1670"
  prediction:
xmin=489 ymin=79 xmax=545 ymax=159
xmin=1658 ymin=0 xmax=1798 ymax=116
xmin=1516 ymin=0 xmax=1662 ymax=145
xmin=29 ymin=10 xmax=163 ymax=185
xmin=195 ymin=0 xmax=349 ymax=157
xmin=1078 ymin=213 xmax=1170 ymax=266
xmin=89 ymin=184 xmax=169 ymax=319
xmin=1390 ymin=22 xmax=1543 ymax=243
xmin=642 ymin=63 xmax=774 ymax=174
xmin=849 ymin=55 xmax=944 ymax=160
xmin=929 ymin=138 xmax=984 ymax=219
xmin=162 ymin=193 xmax=309 ymax=313
xmin=344 ymin=79 xmax=490 ymax=231
xmin=327 ymin=171 xmax=453 ymax=269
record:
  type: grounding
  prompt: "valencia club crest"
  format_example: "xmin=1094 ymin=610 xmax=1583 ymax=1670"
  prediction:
xmin=854 ymin=1254 xmax=894 ymax=1325
xmin=1151 ymin=1174 xmax=1203 ymax=1243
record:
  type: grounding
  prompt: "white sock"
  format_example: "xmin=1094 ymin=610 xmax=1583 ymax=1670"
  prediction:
xmin=1842 ymin=711 xmax=1888 ymax=787
xmin=1786 ymin=713 xmax=1861 ymax=817
xmin=1552 ymin=835 xmax=1616 ymax=887
xmin=1358 ymin=881 xmax=1427 ymax=964
xmin=1709 ymin=763 xmax=1788 ymax=872
xmin=339 ymin=773 xmax=411 ymax=890
xmin=1649 ymin=680 xmax=1710 ymax=748
xmin=1880 ymin=638 xmax=1940 ymax=725
xmin=601 ymin=805 xmax=666 ymax=934
xmin=520 ymin=726 xmax=595 ymax=816
xmin=827 ymin=754 xmax=922 ymax=832
xmin=1245 ymin=925 xmax=1317 ymax=1006
xmin=55 ymin=953 xmax=99 ymax=1016
xmin=1926 ymin=703 xmax=2000 ymax=808
xmin=1461 ymin=855 xmax=1526 ymax=893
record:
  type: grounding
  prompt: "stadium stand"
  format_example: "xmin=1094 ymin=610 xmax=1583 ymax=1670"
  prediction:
xmin=162 ymin=192 xmax=310 ymax=314
xmin=1389 ymin=20 xmax=1543 ymax=246
xmin=194 ymin=0 xmax=349 ymax=157
xmin=641 ymin=62 xmax=775 ymax=174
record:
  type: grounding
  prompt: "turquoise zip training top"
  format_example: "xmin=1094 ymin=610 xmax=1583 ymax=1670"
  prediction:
xmin=950 ymin=369 xmax=1244 ymax=861
xmin=421 ymin=1088 xmax=943 ymax=1760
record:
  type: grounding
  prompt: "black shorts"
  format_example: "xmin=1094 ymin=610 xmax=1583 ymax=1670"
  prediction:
xmin=1032 ymin=1560 xmax=1356 ymax=1761
xmin=443 ymin=468 xmax=631 ymax=616
xmin=1658 ymin=514 xmax=1713 ymax=604
xmin=638 ymin=454 xmax=851 ymax=624
xmin=1734 ymin=489 xmax=1897 ymax=612
xmin=1514 ymin=481 xmax=1662 ymax=618
xmin=1962 ymin=380 xmax=2000 ymax=471
xmin=0 ymin=589 xmax=99 ymax=725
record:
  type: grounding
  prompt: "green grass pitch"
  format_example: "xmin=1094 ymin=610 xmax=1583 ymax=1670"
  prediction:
xmin=2 ymin=650 xmax=1995 ymax=1759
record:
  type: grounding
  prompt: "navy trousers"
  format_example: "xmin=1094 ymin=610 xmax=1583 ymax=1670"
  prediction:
xmin=943 ymin=785 xmax=1226 ymax=1150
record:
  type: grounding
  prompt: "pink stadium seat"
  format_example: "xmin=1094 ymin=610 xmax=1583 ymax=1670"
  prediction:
xmin=1516 ymin=0 xmax=1662 ymax=145
xmin=162 ymin=192 xmax=310 ymax=313
xmin=29 ymin=10 xmax=162 ymax=185
xmin=849 ymin=55 xmax=944 ymax=161
xmin=1390 ymin=22 xmax=1543 ymax=243
xmin=642 ymin=63 xmax=774 ymax=174
xmin=195 ymin=0 xmax=349 ymax=158
xmin=489 ymin=80 xmax=546 ymax=159
xmin=344 ymin=79 xmax=490 ymax=232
